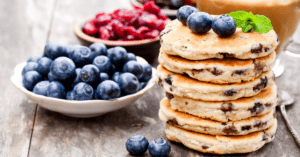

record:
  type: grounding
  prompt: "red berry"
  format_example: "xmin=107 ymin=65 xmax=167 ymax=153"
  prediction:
xmin=112 ymin=21 xmax=125 ymax=38
xmin=82 ymin=20 xmax=98 ymax=36
xmin=124 ymin=35 xmax=135 ymax=41
xmin=104 ymin=24 xmax=117 ymax=40
xmin=137 ymin=26 xmax=151 ymax=34
xmin=95 ymin=13 xmax=106 ymax=18
xmin=99 ymin=27 xmax=110 ymax=40
xmin=138 ymin=12 xmax=158 ymax=28
xmin=133 ymin=4 xmax=143 ymax=11
xmin=155 ymin=19 xmax=166 ymax=31
xmin=110 ymin=9 xmax=123 ymax=19
xmin=143 ymin=1 xmax=161 ymax=15
xmin=94 ymin=14 xmax=112 ymax=27
xmin=143 ymin=30 xmax=160 ymax=39
xmin=157 ymin=12 xmax=168 ymax=20
xmin=124 ymin=26 xmax=144 ymax=40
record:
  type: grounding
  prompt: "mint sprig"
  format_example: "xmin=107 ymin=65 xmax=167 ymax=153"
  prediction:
xmin=227 ymin=11 xmax=273 ymax=34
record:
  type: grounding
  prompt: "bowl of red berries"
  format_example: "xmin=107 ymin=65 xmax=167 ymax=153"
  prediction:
xmin=11 ymin=42 xmax=156 ymax=118
xmin=74 ymin=1 xmax=169 ymax=63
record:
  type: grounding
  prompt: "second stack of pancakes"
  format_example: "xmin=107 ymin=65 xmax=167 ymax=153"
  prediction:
xmin=156 ymin=19 xmax=279 ymax=154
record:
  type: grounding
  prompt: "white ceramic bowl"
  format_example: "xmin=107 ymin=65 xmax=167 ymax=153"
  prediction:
xmin=11 ymin=57 xmax=156 ymax=118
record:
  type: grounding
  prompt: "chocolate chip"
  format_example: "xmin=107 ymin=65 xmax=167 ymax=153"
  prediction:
xmin=241 ymin=125 xmax=252 ymax=131
xmin=211 ymin=67 xmax=223 ymax=76
xmin=182 ymin=46 xmax=187 ymax=49
xmin=221 ymin=103 xmax=234 ymax=113
xmin=167 ymin=119 xmax=178 ymax=126
xmin=249 ymin=102 xmax=264 ymax=115
xmin=219 ymin=52 xmax=234 ymax=58
xmin=223 ymin=126 xmax=238 ymax=134
xmin=166 ymin=92 xmax=174 ymax=100
xmin=265 ymin=103 xmax=272 ymax=107
xmin=254 ymin=121 xmax=267 ymax=128
xmin=202 ymin=145 xmax=209 ymax=149
xmin=232 ymin=69 xmax=247 ymax=76
xmin=253 ymin=76 xmax=268 ymax=91
xmin=165 ymin=75 xmax=172 ymax=85
xmin=221 ymin=122 xmax=227 ymax=125
xmin=254 ymin=61 xmax=264 ymax=71
xmin=264 ymin=47 xmax=270 ymax=52
xmin=169 ymin=87 xmax=173 ymax=91
xmin=262 ymin=134 xmax=268 ymax=141
xmin=158 ymin=78 xmax=163 ymax=86
xmin=192 ymin=69 xmax=204 ymax=76
xmin=224 ymin=90 xmax=237 ymax=96
xmin=251 ymin=43 xmax=263 ymax=54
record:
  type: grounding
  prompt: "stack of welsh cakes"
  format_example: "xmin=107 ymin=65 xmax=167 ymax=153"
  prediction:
xmin=156 ymin=19 xmax=279 ymax=154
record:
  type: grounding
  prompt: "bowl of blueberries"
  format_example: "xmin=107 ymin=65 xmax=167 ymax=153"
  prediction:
xmin=11 ymin=42 xmax=156 ymax=118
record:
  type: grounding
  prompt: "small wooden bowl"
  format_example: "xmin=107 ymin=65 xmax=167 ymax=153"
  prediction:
xmin=74 ymin=20 xmax=162 ymax=64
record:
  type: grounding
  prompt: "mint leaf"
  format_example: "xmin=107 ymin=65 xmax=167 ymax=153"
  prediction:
xmin=227 ymin=11 xmax=273 ymax=34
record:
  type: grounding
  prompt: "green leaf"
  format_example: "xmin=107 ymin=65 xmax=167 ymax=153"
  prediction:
xmin=227 ymin=11 xmax=273 ymax=34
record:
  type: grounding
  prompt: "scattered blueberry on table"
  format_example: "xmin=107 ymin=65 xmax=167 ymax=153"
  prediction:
xmin=148 ymin=139 xmax=171 ymax=157
xmin=21 ymin=42 xmax=152 ymax=100
xmin=126 ymin=135 xmax=149 ymax=156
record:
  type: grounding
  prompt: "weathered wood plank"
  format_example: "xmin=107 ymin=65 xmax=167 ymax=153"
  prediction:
xmin=28 ymin=0 xmax=300 ymax=156
xmin=0 ymin=0 xmax=56 ymax=156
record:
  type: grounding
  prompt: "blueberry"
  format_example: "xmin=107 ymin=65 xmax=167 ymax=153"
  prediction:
xmin=170 ymin=0 xmax=183 ymax=9
xmin=89 ymin=43 xmax=107 ymax=59
xmin=43 ymin=41 xmax=67 ymax=59
xmin=27 ymin=55 xmax=42 ymax=63
xmin=126 ymin=135 xmax=149 ymax=156
xmin=22 ymin=71 xmax=42 ymax=91
xmin=177 ymin=6 xmax=198 ymax=25
xmin=64 ymin=45 xmax=77 ymax=58
xmin=212 ymin=14 xmax=237 ymax=38
xmin=187 ymin=12 xmax=213 ymax=34
xmin=123 ymin=61 xmax=144 ymax=79
xmin=117 ymin=73 xmax=140 ymax=95
xmin=100 ymin=73 xmax=109 ymax=82
xmin=33 ymin=81 xmax=50 ymax=96
xmin=108 ymin=64 xmax=117 ymax=77
xmin=93 ymin=56 xmax=112 ymax=73
xmin=107 ymin=46 xmax=128 ymax=66
xmin=148 ymin=139 xmax=171 ymax=157
xmin=139 ymin=64 xmax=152 ymax=82
xmin=96 ymin=80 xmax=120 ymax=100
xmin=22 ymin=62 xmax=38 ymax=75
xmin=125 ymin=53 xmax=137 ymax=63
xmin=50 ymin=57 xmax=76 ymax=81
xmin=80 ymin=64 xmax=100 ymax=86
xmin=140 ymin=82 xmax=147 ymax=90
xmin=66 ymin=90 xmax=75 ymax=100
xmin=48 ymin=72 xmax=56 ymax=81
xmin=71 ymin=68 xmax=82 ymax=87
xmin=112 ymin=72 xmax=122 ymax=82
xmin=47 ymin=81 xmax=66 ymax=99
xmin=73 ymin=82 xmax=94 ymax=100
xmin=36 ymin=57 xmax=53 ymax=77
xmin=71 ymin=46 xmax=93 ymax=67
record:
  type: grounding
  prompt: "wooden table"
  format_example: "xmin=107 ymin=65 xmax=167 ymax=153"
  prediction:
xmin=1 ymin=0 xmax=300 ymax=156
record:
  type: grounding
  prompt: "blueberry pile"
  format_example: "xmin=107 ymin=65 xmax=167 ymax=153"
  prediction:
xmin=126 ymin=135 xmax=171 ymax=157
xmin=177 ymin=6 xmax=237 ymax=37
xmin=22 ymin=42 xmax=152 ymax=100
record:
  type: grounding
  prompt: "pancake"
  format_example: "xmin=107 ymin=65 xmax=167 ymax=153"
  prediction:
xmin=160 ymin=19 xmax=279 ymax=60
xmin=166 ymin=85 xmax=277 ymax=122
xmin=159 ymin=98 xmax=276 ymax=136
xmin=159 ymin=49 xmax=276 ymax=84
xmin=165 ymin=119 xmax=277 ymax=154
xmin=156 ymin=65 xmax=275 ymax=101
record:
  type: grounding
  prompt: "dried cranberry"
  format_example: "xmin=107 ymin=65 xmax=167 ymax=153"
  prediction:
xmin=155 ymin=19 xmax=166 ymax=31
xmin=143 ymin=1 xmax=161 ymax=15
xmin=137 ymin=26 xmax=151 ymax=34
xmin=133 ymin=4 xmax=143 ymax=11
xmin=99 ymin=27 xmax=110 ymax=40
xmin=110 ymin=9 xmax=123 ymax=19
xmin=138 ymin=12 xmax=158 ymax=28
xmin=124 ymin=35 xmax=135 ymax=41
xmin=94 ymin=14 xmax=112 ymax=27
xmin=144 ymin=30 xmax=160 ymax=39
xmin=95 ymin=12 xmax=106 ymax=18
xmin=110 ymin=20 xmax=125 ymax=38
xmin=124 ymin=26 xmax=144 ymax=40
xmin=157 ymin=12 xmax=168 ymax=20
xmin=82 ymin=20 xmax=98 ymax=36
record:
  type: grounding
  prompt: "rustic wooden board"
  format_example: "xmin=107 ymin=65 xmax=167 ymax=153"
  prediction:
xmin=28 ymin=0 xmax=300 ymax=156
xmin=0 ymin=0 xmax=56 ymax=156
